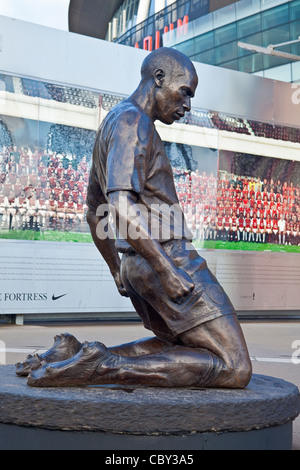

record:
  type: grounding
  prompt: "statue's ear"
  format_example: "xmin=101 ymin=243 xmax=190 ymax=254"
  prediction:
xmin=154 ymin=68 xmax=165 ymax=87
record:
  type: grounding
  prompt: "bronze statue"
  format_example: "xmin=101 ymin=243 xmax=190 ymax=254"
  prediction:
xmin=16 ymin=48 xmax=252 ymax=388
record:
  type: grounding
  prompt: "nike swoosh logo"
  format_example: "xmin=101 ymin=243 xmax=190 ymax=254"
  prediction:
xmin=52 ymin=294 xmax=67 ymax=301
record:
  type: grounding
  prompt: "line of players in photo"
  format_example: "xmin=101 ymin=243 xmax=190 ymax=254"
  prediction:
xmin=1 ymin=145 xmax=299 ymax=245
xmin=174 ymin=169 xmax=300 ymax=246
xmin=0 ymin=146 xmax=89 ymax=232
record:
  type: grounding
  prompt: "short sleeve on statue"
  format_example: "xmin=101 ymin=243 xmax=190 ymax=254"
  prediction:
xmin=106 ymin=108 xmax=154 ymax=196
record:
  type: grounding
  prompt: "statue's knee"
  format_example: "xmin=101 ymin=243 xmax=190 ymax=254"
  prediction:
xmin=235 ymin=362 xmax=252 ymax=388
xmin=226 ymin=357 xmax=252 ymax=388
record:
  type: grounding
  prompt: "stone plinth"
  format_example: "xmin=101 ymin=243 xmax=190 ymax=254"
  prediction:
xmin=0 ymin=365 xmax=299 ymax=450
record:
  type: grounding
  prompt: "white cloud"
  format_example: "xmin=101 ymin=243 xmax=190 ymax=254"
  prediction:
xmin=0 ymin=0 xmax=70 ymax=31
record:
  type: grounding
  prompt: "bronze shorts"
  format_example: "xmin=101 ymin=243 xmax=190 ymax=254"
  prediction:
xmin=120 ymin=239 xmax=235 ymax=339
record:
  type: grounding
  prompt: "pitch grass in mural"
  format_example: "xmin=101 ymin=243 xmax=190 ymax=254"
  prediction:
xmin=193 ymin=239 xmax=300 ymax=253
xmin=0 ymin=229 xmax=299 ymax=253
xmin=0 ymin=230 xmax=93 ymax=243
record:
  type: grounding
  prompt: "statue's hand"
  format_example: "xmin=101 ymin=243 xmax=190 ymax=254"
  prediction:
xmin=160 ymin=266 xmax=195 ymax=304
xmin=113 ymin=271 xmax=129 ymax=297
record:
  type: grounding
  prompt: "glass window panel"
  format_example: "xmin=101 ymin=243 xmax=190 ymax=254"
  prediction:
xmin=194 ymin=31 xmax=214 ymax=51
xmin=134 ymin=26 xmax=143 ymax=43
xmin=291 ymin=20 xmax=300 ymax=44
xmin=149 ymin=0 xmax=155 ymax=16
xmin=174 ymin=39 xmax=195 ymax=56
xmin=272 ymin=43 xmax=292 ymax=55
xmin=214 ymin=23 xmax=237 ymax=46
xmin=262 ymin=23 xmax=290 ymax=47
xmin=193 ymin=12 xmax=214 ymax=37
xmin=221 ymin=59 xmax=239 ymax=71
xmin=291 ymin=41 xmax=300 ymax=56
xmin=239 ymin=53 xmax=264 ymax=73
xmin=1 ymin=75 xmax=15 ymax=93
xmin=213 ymin=3 xmax=236 ymax=29
xmin=215 ymin=42 xmax=238 ymax=64
xmin=236 ymin=0 xmax=260 ymax=20
xmin=260 ymin=0 xmax=289 ymax=11
xmin=145 ymin=18 xmax=154 ymax=36
xmin=263 ymin=24 xmax=290 ymax=49
xmin=193 ymin=48 xmax=216 ymax=66
xmin=291 ymin=60 xmax=300 ymax=82
xmin=290 ymin=0 xmax=300 ymax=20
xmin=261 ymin=5 xmax=289 ymax=30
xmin=237 ymin=13 xmax=261 ymax=39
xmin=263 ymin=53 xmax=290 ymax=70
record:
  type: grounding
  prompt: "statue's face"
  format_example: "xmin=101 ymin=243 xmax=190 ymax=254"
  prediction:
xmin=155 ymin=66 xmax=198 ymax=125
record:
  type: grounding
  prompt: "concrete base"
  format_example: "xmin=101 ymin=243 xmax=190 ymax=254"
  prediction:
xmin=0 ymin=421 xmax=294 ymax=450
xmin=0 ymin=365 xmax=299 ymax=450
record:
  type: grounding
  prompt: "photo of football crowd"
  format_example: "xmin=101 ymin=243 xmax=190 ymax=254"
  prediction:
xmin=0 ymin=140 xmax=299 ymax=249
xmin=174 ymin=167 xmax=300 ymax=246
xmin=0 ymin=145 xmax=89 ymax=233
xmin=0 ymin=73 xmax=299 ymax=251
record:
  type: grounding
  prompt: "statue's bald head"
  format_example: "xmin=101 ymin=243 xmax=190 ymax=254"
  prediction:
xmin=141 ymin=47 xmax=197 ymax=84
xmin=135 ymin=47 xmax=198 ymax=125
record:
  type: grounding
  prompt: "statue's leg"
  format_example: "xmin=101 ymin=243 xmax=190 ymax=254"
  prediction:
xmin=27 ymin=338 xmax=221 ymax=388
xmin=15 ymin=332 xmax=175 ymax=377
xmin=179 ymin=313 xmax=252 ymax=388
xmin=109 ymin=336 xmax=178 ymax=357
xmin=15 ymin=320 xmax=176 ymax=378
xmin=116 ymin=313 xmax=252 ymax=389
xmin=27 ymin=313 xmax=251 ymax=389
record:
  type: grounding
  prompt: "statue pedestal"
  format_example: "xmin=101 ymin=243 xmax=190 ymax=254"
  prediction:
xmin=0 ymin=365 xmax=299 ymax=450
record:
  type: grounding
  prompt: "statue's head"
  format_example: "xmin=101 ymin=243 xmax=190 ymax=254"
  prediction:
xmin=140 ymin=47 xmax=198 ymax=125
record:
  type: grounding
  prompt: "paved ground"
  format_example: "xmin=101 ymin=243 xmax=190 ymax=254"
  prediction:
xmin=0 ymin=319 xmax=300 ymax=449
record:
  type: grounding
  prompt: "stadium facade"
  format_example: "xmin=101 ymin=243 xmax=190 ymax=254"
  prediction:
xmin=69 ymin=0 xmax=300 ymax=83
xmin=0 ymin=11 xmax=299 ymax=322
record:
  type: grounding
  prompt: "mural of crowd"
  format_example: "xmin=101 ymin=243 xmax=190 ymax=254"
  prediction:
xmin=174 ymin=168 xmax=300 ymax=246
xmin=0 ymin=141 xmax=299 ymax=246
xmin=0 ymin=145 xmax=90 ymax=232
xmin=1 ymin=72 xmax=299 ymax=244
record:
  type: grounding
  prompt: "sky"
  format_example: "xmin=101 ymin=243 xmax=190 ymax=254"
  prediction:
xmin=0 ymin=0 xmax=70 ymax=30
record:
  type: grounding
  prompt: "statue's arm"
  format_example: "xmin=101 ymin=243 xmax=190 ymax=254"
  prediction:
xmin=108 ymin=190 xmax=194 ymax=304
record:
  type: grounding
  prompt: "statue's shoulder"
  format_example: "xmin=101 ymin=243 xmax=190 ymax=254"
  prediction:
xmin=108 ymin=99 xmax=152 ymax=130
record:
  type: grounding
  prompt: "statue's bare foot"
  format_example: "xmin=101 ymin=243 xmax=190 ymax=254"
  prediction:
xmin=15 ymin=333 xmax=82 ymax=377
xmin=27 ymin=341 xmax=109 ymax=387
